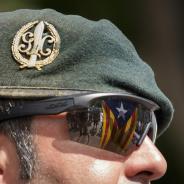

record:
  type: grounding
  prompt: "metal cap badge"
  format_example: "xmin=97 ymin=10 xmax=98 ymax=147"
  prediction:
xmin=12 ymin=21 xmax=60 ymax=70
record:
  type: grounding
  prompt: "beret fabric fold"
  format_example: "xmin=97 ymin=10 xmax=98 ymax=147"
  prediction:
xmin=0 ymin=9 xmax=174 ymax=136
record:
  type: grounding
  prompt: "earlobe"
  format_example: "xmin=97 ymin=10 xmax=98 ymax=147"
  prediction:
xmin=0 ymin=138 xmax=6 ymax=184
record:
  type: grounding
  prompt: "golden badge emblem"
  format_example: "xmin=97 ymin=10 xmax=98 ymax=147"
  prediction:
xmin=12 ymin=21 xmax=60 ymax=70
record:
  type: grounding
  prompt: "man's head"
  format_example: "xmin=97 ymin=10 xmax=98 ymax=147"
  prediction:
xmin=0 ymin=9 xmax=173 ymax=184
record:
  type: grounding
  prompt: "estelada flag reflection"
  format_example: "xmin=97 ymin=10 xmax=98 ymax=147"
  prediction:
xmin=100 ymin=99 xmax=138 ymax=150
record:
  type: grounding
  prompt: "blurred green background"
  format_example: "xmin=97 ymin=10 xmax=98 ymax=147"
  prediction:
xmin=0 ymin=0 xmax=183 ymax=183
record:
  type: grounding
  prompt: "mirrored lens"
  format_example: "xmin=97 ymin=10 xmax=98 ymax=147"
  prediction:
xmin=67 ymin=97 xmax=155 ymax=155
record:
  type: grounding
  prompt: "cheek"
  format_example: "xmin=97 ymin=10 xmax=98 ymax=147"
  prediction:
xmin=89 ymin=159 xmax=118 ymax=180
xmin=35 ymin=138 xmax=124 ymax=184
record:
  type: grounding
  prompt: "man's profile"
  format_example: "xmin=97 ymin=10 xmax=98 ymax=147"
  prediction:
xmin=0 ymin=9 xmax=174 ymax=184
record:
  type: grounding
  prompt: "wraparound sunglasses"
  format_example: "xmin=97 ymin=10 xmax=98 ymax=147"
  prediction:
xmin=0 ymin=93 xmax=159 ymax=155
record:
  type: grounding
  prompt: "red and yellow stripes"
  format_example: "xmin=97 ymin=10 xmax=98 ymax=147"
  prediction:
xmin=100 ymin=102 xmax=138 ymax=150
xmin=100 ymin=102 xmax=118 ymax=148
xmin=120 ymin=108 xmax=138 ymax=150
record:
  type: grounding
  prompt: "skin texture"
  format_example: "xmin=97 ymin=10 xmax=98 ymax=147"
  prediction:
xmin=0 ymin=135 xmax=21 ymax=184
xmin=0 ymin=114 xmax=167 ymax=184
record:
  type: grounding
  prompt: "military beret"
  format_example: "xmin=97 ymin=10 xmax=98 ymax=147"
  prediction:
xmin=0 ymin=9 xmax=174 ymax=136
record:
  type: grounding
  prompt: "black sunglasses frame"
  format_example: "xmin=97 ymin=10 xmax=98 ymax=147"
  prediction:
xmin=0 ymin=92 xmax=159 ymax=151
xmin=0 ymin=92 xmax=159 ymax=122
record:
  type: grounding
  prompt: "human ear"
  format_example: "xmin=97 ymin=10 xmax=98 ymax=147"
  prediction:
xmin=0 ymin=135 xmax=20 ymax=184
xmin=0 ymin=135 xmax=7 ymax=184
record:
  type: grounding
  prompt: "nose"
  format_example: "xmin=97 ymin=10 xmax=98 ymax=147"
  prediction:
xmin=124 ymin=136 xmax=167 ymax=181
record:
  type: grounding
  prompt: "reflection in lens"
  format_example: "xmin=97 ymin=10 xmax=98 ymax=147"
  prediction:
xmin=67 ymin=98 xmax=152 ymax=155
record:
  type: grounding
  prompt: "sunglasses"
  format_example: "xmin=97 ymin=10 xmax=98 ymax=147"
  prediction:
xmin=0 ymin=93 xmax=159 ymax=155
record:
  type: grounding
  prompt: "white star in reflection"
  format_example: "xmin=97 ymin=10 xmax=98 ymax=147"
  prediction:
xmin=116 ymin=102 xmax=127 ymax=119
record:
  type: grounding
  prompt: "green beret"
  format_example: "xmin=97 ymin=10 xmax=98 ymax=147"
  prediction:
xmin=0 ymin=9 xmax=174 ymax=136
